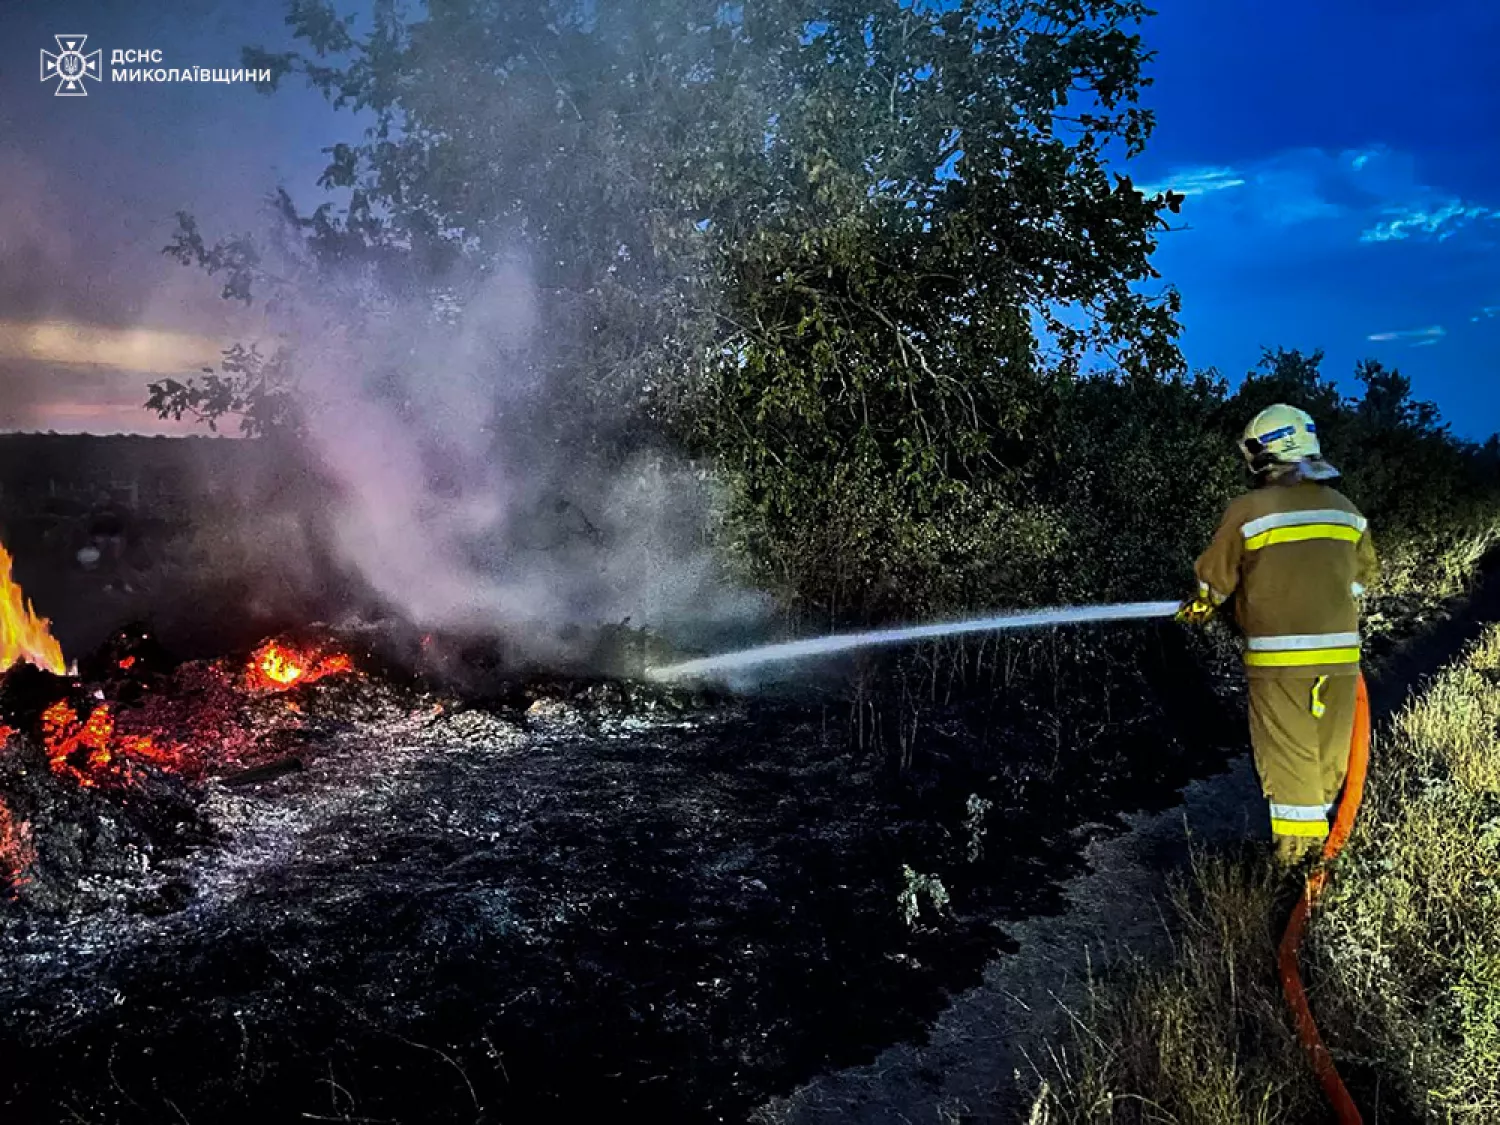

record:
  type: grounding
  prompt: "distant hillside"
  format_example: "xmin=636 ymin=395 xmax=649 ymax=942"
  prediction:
xmin=0 ymin=433 xmax=267 ymax=519
xmin=0 ymin=433 xmax=346 ymax=656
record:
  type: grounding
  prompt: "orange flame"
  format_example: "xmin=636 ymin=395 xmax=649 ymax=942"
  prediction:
xmin=0 ymin=540 xmax=66 ymax=675
xmin=246 ymin=640 xmax=353 ymax=692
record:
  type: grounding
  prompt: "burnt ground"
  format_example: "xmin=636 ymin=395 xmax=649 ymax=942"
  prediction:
xmin=0 ymin=567 xmax=1250 ymax=1125
xmin=0 ymin=558 xmax=1493 ymax=1125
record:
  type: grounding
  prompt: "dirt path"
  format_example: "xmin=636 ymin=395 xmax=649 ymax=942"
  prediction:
xmin=757 ymin=567 xmax=1500 ymax=1125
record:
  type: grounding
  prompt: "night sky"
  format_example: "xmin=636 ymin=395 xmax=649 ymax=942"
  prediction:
xmin=1 ymin=0 xmax=1496 ymax=437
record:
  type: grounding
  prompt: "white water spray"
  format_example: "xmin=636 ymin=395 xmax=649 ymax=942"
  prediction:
xmin=647 ymin=600 xmax=1182 ymax=681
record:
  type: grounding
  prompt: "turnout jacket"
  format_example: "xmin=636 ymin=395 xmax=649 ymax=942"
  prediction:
xmin=1195 ymin=478 xmax=1379 ymax=679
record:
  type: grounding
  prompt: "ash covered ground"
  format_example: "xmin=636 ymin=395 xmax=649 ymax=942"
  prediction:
xmin=0 ymin=617 xmax=1238 ymax=1124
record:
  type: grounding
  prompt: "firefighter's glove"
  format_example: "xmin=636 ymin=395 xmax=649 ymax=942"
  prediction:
xmin=1175 ymin=593 xmax=1218 ymax=629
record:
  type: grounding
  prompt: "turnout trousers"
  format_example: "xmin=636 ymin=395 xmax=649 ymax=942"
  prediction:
xmin=1247 ymin=670 xmax=1360 ymax=864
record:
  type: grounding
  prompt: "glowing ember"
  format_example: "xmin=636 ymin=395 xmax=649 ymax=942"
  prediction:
xmin=40 ymin=700 xmax=176 ymax=787
xmin=118 ymin=655 xmax=137 ymax=670
xmin=0 ymin=538 xmax=66 ymax=675
xmin=42 ymin=700 xmax=109 ymax=787
xmin=246 ymin=640 xmax=353 ymax=692
xmin=0 ymin=797 xmax=34 ymax=891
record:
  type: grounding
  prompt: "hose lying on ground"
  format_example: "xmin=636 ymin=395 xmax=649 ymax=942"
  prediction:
xmin=1277 ymin=672 xmax=1371 ymax=1125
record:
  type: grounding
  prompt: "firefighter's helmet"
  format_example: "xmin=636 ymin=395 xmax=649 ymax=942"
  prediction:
xmin=1240 ymin=404 xmax=1322 ymax=474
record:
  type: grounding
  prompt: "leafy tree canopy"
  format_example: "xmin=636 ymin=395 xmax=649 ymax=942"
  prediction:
xmin=154 ymin=0 xmax=1194 ymax=621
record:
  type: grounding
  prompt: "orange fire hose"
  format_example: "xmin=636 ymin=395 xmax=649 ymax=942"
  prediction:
xmin=1277 ymin=672 xmax=1371 ymax=1124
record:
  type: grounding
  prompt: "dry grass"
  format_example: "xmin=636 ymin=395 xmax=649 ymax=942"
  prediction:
xmin=1028 ymin=855 xmax=1319 ymax=1124
xmin=1030 ymin=625 xmax=1500 ymax=1124
xmin=1312 ymin=625 xmax=1500 ymax=1122
xmin=1373 ymin=524 xmax=1500 ymax=606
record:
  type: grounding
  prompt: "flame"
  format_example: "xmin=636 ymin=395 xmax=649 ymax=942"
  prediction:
xmin=21 ymin=635 xmax=350 ymax=792
xmin=259 ymin=647 xmax=304 ymax=686
xmin=17 ymin=636 xmax=353 ymax=794
xmin=0 ymin=540 xmax=66 ymax=675
xmin=246 ymin=640 xmax=353 ymax=692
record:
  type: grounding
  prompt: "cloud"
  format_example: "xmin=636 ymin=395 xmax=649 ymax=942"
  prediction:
xmin=0 ymin=319 xmax=225 ymax=374
xmin=3 ymin=401 xmax=201 ymax=436
xmin=0 ymin=318 xmax=232 ymax=437
xmin=1138 ymin=144 xmax=1497 ymax=251
xmin=0 ymin=355 xmax=203 ymax=435
xmin=1366 ymin=325 xmax=1446 ymax=344
xmin=1138 ymin=166 xmax=1247 ymax=197
xmin=1472 ymin=305 xmax=1500 ymax=322
xmin=1360 ymin=199 xmax=1495 ymax=243
xmin=1138 ymin=149 xmax=1361 ymax=230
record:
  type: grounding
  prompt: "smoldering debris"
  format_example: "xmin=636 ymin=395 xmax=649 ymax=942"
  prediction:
xmin=0 ymin=622 xmax=716 ymax=915
xmin=0 ymin=610 xmax=1247 ymax=1124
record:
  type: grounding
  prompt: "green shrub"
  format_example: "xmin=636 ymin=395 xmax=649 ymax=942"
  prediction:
xmin=708 ymin=342 xmax=1499 ymax=633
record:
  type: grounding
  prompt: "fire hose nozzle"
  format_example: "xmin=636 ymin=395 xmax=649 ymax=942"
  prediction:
xmin=1174 ymin=593 xmax=1218 ymax=628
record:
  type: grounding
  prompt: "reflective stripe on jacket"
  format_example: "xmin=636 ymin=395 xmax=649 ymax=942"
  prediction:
xmin=1194 ymin=480 xmax=1379 ymax=678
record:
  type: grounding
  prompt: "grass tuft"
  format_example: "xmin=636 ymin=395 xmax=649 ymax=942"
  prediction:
xmin=1312 ymin=625 xmax=1500 ymax=1122
xmin=1029 ymin=854 xmax=1318 ymax=1124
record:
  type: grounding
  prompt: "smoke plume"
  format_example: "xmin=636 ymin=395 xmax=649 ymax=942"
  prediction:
xmin=266 ymin=257 xmax=764 ymax=660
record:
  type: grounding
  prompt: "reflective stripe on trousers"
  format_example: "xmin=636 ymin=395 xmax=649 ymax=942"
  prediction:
xmin=1270 ymin=802 xmax=1331 ymax=839
xmin=1311 ymin=675 xmax=1329 ymax=719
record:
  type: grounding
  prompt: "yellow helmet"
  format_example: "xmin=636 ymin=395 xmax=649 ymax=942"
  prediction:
xmin=1240 ymin=404 xmax=1322 ymax=473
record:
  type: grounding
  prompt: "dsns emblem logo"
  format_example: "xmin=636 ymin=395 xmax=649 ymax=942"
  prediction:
xmin=40 ymin=35 xmax=103 ymax=96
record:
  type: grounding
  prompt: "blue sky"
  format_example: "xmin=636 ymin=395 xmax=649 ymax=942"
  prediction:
xmin=1131 ymin=0 xmax=1500 ymax=437
xmin=0 ymin=0 xmax=1496 ymax=437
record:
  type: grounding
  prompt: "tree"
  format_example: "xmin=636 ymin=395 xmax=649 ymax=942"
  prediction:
xmin=157 ymin=0 xmax=1185 ymax=622
xmin=146 ymin=340 xmax=300 ymax=438
xmin=1481 ymin=435 xmax=1500 ymax=478
xmin=1229 ymin=347 xmax=1343 ymax=420
xmin=1352 ymin=358 xmax=1443 ymax=436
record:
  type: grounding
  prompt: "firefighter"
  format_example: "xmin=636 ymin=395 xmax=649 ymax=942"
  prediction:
xmin=1177 ymin=404 xmax=1379 ymax=866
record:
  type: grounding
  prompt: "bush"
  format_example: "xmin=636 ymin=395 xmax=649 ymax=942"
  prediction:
xmin=708 ymin=343 xmax=1500 ymax=634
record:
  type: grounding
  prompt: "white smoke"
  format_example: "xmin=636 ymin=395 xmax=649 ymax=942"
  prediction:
xmin=276 ymin=257 xmax=765 ymax=656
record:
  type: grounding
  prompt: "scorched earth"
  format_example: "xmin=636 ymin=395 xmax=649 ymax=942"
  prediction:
xmin=0 ymin=537 xmax=1230 ymax=1123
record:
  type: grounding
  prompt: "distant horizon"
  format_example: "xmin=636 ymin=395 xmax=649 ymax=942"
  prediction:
xmin=0 ymin=427 xmax=241 ymax=440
